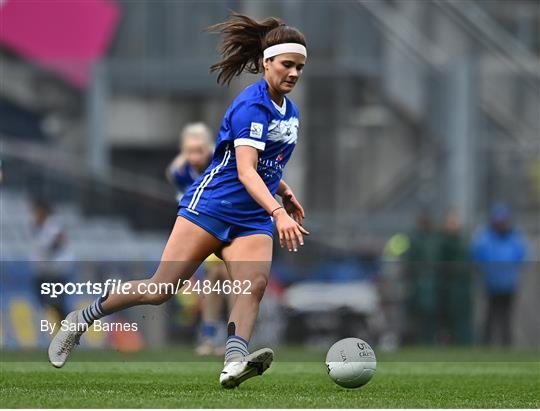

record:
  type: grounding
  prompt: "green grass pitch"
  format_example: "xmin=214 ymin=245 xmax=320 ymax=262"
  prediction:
xmin=1 ymin=347 xmax=539 ymax=408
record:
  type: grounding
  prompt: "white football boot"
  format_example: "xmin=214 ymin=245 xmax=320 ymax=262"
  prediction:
xmin=219 ymin=347 xmax=274 ymax=389
xmin=48 ymin=310 xmax=87 ymax=368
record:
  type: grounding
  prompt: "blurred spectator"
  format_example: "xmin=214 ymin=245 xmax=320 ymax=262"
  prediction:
xmin=379 ymin=233 xmax=411 ymax=350
xmin=404 ymin=211 xmax=440 ymax=344
xmin=30 ymin=198 xmax=73 ymax=320
xmin=438 ymin=211 xmax=472 ymax=345
xmin=471 ymin=203 xmax=528 ymax=347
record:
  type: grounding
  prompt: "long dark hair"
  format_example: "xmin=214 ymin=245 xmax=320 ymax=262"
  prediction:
xmin=207 ymin=12 xmax=306 ymax=85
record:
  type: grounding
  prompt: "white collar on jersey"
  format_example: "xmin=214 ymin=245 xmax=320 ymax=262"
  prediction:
xmin=271 ymin=98 xmax=287 ymax=115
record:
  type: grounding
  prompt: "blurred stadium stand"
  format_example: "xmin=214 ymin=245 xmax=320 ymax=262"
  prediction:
xmin=1 ymin=187 xmax=166 ymax=260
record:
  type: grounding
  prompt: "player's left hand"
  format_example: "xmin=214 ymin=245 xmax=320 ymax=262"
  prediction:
xmin=281 ymin=189 xmax=305 ymax=226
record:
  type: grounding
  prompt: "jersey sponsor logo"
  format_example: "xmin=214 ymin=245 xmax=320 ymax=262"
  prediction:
xmin=257 ymin=157 xmax=285 ymax=180
xmin=250 ymin=122 xmax=264 ymax=139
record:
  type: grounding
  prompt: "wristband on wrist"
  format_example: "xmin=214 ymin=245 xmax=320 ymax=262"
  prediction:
xmin=271 ymin=206 xmax=284 ymax=216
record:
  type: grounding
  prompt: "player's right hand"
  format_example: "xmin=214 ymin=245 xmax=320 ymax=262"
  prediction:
xmin=274 ymin=208 xmax=309 ymax=252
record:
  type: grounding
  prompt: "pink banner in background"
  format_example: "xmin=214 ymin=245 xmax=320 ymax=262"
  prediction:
xmin=0 ymin=0 xmax=121 ymax=88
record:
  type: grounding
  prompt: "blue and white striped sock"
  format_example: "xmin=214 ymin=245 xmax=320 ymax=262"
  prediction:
xmin=80 ymin=295 xmax=107 ymax=326
xmin=225 ymin=335 xmax=249 ymax=362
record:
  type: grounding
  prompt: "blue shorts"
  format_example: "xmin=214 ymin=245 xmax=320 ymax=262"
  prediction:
xmin=178 ymin=207 xmax=273 ymax=243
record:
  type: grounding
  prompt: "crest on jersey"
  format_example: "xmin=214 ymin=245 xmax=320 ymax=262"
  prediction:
xmin=267 ymin=117 xmax=299 ymax=144
xmin=250 ymin=122 xmax=264 ymax=139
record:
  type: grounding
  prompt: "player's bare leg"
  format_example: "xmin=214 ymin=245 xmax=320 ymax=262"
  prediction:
xmin=48 ymin=216 xmax=223 ymax=368
xmin=101 ymin=217 xmax=223 ymax=311
xmin=218 ymin=234 xmax=273 ymax=388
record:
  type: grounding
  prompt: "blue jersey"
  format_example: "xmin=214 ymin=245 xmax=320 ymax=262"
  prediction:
xmin=179 ymin=79 xmax=300 ymax=228
xmin=171 ymin=162 xmax=199 ymax=194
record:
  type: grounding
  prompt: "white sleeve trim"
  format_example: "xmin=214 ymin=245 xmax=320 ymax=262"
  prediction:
xmin=234 ymin=138 xmax=266 ymax=151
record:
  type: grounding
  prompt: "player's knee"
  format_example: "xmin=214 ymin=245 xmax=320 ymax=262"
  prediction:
xmin=248 ymin=275 xmax=268 ymax=301
xmin=205 ymin=265 xmax=221 ymax=282
xmin=143 ymin=291 xmax=172 ymax=305
xmin=139 ymin=281 xmax=174 ymax=305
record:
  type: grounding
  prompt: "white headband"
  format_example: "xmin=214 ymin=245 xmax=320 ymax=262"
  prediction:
xmin=263 ymin=43 xmax=307 ymax=60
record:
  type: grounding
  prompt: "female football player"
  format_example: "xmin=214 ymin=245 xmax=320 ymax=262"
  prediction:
xmin=49 ymin=12 xmax=308 ymax=388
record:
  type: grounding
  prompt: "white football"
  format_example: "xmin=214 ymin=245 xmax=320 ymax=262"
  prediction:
xmin=326 ymin=337 xmax=377 ymax=388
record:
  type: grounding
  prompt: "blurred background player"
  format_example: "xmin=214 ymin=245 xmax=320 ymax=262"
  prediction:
xmin=438 ymin=210 xmax=472 ymax=345
xmin=166 ymin=122 xmax=213 ymax=201
xmin=30 ymin=198 xmax=73 ymax=321
xmin=197 ymin=253 xmax=234 ymax=356
xmin=471 ymin=202 xmax=528 ymax=347
xmin=166 ymin=122 xmax=231 ymax=356
xmin=403 ymin=210 xmax=439 ymax=345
